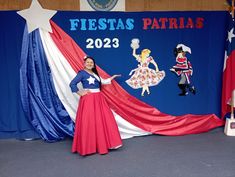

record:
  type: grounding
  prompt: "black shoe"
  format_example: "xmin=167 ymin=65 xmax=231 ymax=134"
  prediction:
xmin=178 ymin=84 xmax=188 ymax=96
xmin=189 ymin=86 xmax=196 ymax=95
xmin=179 ymin=92 xmax=188 ymax=96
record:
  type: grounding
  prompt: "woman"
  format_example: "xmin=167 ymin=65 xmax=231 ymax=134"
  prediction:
xmin=69 ymin=56 xmax=122 ymax=156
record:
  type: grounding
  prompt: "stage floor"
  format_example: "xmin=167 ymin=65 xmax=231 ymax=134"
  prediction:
xmin=0 ymin=127 xmax=235 ymax=177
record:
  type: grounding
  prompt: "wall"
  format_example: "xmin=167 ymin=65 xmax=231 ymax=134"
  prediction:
xmin=0 ymin=0 xmax=228 ymax=11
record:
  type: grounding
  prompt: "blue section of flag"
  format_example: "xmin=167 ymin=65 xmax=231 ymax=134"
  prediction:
xmin=19 ymin=27 xmax=74 ymax=142
xmin=0 ymin=11 xmax=39 ymax=139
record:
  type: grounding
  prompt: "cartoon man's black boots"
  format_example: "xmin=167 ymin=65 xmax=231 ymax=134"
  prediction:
xmin=178 ymin=84 xmax=196 ymax=96
xmin=189 ymin=85 xmax=196 ymax=95
xmin=178 ymin=84 xmax=188 ymax=96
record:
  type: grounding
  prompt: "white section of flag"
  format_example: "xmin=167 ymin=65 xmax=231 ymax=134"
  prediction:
xmin=39 ymin=29 xmax=80 ymax=122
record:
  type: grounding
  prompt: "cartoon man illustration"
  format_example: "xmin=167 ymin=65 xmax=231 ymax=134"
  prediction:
xmin=170 ymin=44 xmax=196 ymax=96
xmin=126 ymin=39 xmax=165 ymax=96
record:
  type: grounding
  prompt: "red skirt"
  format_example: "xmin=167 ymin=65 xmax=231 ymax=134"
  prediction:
xmin=72 ymin=92 xmax=122 ymax=155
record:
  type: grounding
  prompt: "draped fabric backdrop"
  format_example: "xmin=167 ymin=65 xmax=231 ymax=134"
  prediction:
xmin=0 ymin=11 xmax=227 ymax=140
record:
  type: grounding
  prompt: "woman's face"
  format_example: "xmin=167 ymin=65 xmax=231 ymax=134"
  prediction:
xmin=84 ymin=58 xmax=94 ymax=70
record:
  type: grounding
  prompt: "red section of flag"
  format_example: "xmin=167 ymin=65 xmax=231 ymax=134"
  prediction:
xmin=221 ymin=50 xmax=235 ymax=118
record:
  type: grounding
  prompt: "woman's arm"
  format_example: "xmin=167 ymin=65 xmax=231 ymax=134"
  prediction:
xmin=70 ymin=72 xmax=91 ymax=96
xmin=69 ymin=72 xmax=82 ymax=93
xmin=77 ymin=90 xmax=90 ymax=96
xmin=100 ymin=74 xmax=121 ymax=85
xmin=110 ymin=74 xmax=121 ymax=80
xmin=150 ymin=58 xmax=159 ymax=72
xmin=132 ymin=48 xmax=139 ymax=61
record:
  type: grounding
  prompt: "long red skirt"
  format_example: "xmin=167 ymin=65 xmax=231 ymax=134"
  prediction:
xmin=72 ymin=92 xmax=122 ymax=155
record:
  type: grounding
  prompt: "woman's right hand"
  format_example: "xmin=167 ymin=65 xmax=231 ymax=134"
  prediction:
xmin=78 ymin=90 xmax=91 ymax=96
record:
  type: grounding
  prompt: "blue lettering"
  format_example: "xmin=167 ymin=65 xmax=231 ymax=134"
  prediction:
xmin=69 ymin=19 xmax=79 ymax=31
xmin=116 ymin=18 xmax=125 ymax=30
xmin=98 ymin=18 xmax=107 ymax=30
xmin=88 ymin=19 xmax=97 ymax=30
xmin=80 ymin=19 xmax=87 ymax=30
xmin=69 ymin=18 xmax=135 ymax=31
xmin=107 ymin=19 xmax=116 ymax=30
xmin=126 ymin=18 xmax=134 ymax=30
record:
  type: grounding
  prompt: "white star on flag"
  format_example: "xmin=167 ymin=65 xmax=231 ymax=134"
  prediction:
xmin=17 ymin=0 xmax=57 ymax=33
xmin=87 ymin=76 xmax=95 ymax=84
xmin=227 ymin=28 xmax=235 ymax=43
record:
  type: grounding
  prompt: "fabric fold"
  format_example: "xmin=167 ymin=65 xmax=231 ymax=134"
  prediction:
xmin=49 ymin=21 xmax=224 ymax=136
xmin=20 ymin=27 xmax=74 ymax=142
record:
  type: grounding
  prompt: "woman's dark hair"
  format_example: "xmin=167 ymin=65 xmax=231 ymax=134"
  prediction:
xmin=84 ymin=56 xmax=101 ymax=89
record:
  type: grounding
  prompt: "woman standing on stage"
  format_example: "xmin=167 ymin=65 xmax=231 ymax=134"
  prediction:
xmin=69 ymin=56 xmax=122 ymax=156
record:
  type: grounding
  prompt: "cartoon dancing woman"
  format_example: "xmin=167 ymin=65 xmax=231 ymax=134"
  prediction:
xmin=126 ymin=39 xmax=165 ymax=96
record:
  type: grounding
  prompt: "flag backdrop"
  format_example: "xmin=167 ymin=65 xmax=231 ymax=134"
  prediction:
xmin=221 ymin=7 xmax=235 ymax=118
xmin=0 ymin=11 xmax=227 ymax=141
